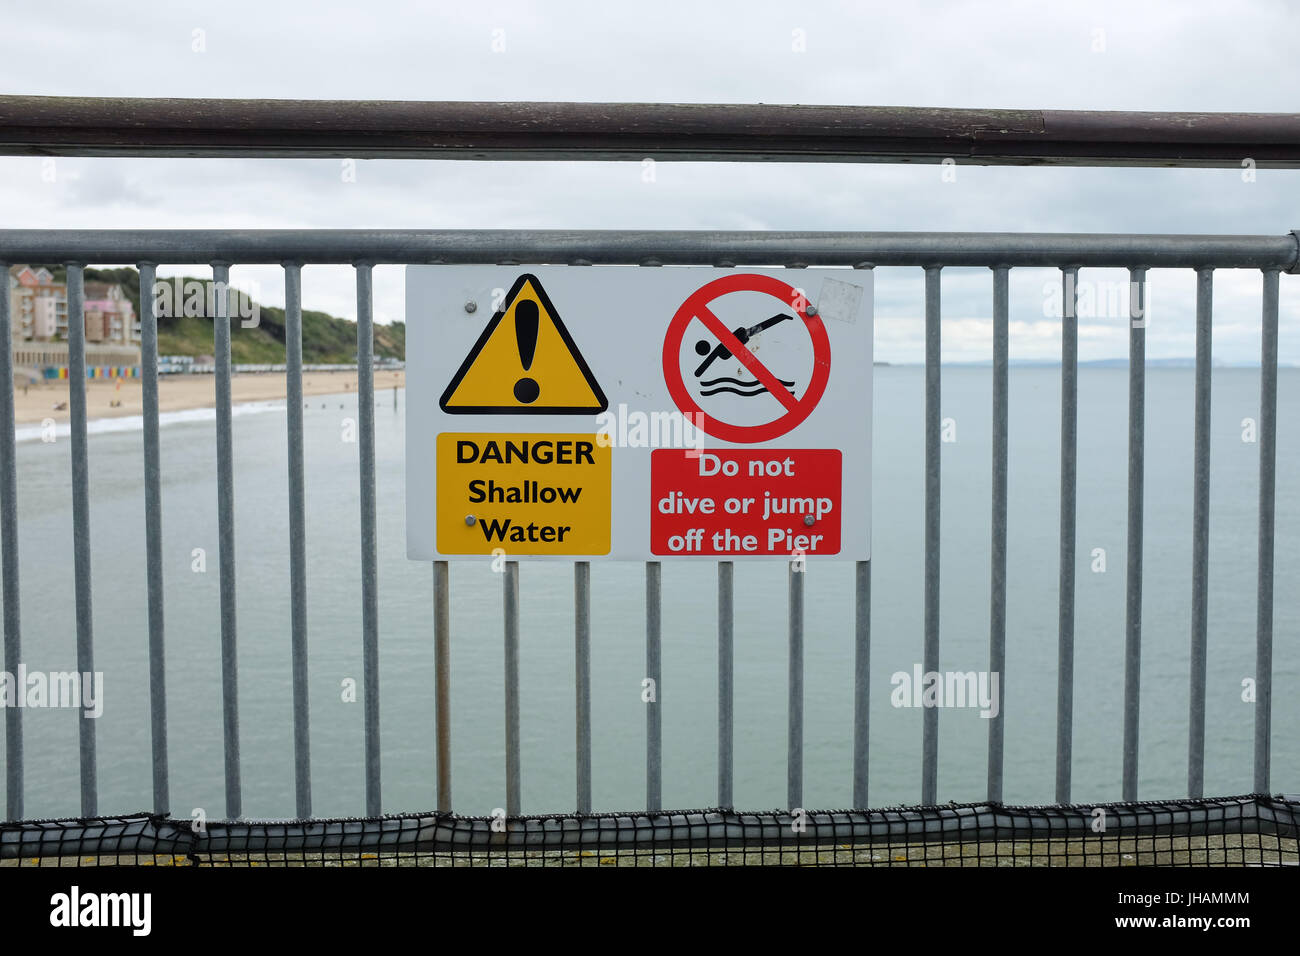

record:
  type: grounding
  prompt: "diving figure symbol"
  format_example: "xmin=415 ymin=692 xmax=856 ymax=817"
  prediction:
xmin=693 ymin=313 xmax=796 ymax=397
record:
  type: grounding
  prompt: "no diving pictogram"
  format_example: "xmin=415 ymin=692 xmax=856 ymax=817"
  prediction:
xmin=662 ymin=273 xmax=831 ymax=443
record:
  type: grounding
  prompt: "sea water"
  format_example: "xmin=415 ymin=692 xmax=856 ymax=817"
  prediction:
xmin=2 ymin=366 xmax=1297 ymax=820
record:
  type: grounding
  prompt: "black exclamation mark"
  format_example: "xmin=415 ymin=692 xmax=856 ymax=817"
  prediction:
xmin=512 ymin=299 xmax=541 ymax=404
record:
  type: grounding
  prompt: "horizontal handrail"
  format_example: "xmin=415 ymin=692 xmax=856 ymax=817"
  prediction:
xmin=0 ymin=229 xmax=1297 ymax=270
xmin=2 ymin=97 xmax=1300 ymax=166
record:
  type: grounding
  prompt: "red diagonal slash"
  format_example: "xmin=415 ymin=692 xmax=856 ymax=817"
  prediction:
xmin=692 ymin=303 xmax=800 ymax=413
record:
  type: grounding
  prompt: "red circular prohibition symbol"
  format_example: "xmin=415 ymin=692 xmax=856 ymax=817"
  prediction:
xmin=663 ymin=273 xmax=831 ymax=444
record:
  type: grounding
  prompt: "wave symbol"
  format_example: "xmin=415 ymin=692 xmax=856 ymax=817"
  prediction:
xmin=699 ymin=375 xmax=796 ymax=398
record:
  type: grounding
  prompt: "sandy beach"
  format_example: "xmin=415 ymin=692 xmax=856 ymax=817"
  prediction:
xmin=10 ymin=369 xmax=406 ymax=425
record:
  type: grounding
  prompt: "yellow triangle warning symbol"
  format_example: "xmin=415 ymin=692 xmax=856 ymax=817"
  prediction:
xmin=440 ymin=274 xmax=608 ymax=414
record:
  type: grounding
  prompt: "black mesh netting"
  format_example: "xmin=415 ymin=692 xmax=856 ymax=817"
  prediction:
xmin=1 ymin=794 xmax=1296 ymax=867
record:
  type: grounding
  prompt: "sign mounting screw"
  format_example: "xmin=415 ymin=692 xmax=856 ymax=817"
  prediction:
xmin=464 ymin=300 xmax=477 ymax=313
xmin=465 ymin=514 xmax=477 ymax=526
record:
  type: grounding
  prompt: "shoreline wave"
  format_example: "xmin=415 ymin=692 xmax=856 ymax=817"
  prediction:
xmin=14 ymin=399 xmax=290 ymax=444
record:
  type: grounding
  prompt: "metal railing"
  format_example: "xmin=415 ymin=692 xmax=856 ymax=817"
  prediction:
xmin=3 ymin=96 xmax=1300 ymax=167
xmin=0 ymin=228 xmax=1295 ymax=828
xmin=1 ymin=98 xmax=1299 ymax=843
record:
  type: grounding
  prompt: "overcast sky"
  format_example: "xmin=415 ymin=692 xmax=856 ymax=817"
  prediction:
xmin=1 ymin=0 xmax=1297 ymax=363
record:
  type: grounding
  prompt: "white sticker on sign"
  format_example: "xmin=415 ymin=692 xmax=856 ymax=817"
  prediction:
xmin=817 ymin=276 xmax=864 ymax=325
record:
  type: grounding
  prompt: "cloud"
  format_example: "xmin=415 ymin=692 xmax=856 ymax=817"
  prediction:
xmin=0 ymin=0 xmax=1296 ymax=362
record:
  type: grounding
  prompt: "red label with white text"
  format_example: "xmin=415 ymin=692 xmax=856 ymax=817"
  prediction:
xmin=650 ymin=448 xmax=842 ymax=557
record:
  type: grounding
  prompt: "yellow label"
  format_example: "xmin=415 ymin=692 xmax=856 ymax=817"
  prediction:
xmin=437 ymin=433 xmax=611 ymax=555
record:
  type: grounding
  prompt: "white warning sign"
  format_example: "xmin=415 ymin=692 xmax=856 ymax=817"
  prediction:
xmin=406 ymin=266 xmax=872 ymax=561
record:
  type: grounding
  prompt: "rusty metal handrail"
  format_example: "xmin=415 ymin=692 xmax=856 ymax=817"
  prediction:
xmin=1 ymin=96 xmax=1299 ymax=166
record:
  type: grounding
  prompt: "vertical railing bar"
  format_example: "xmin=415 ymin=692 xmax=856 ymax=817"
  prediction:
xmin=1122 ymin=267 xmax=1147 ymax=802
xmin=0 ymin=259 xmax=21 ymax=821
xmin=1056 ymin=265 xmax=1079 ymax=805
xmin=284 ymin=262 xmax=311 ymax=818
xmin=1188 ymin=267 xmax=1213 ymax=799
xmin=851 ymin=261 xmax=875 ymax=812
xmin=1254 ymin=269 xmax=1279 ymax=794
xmin=787 ymin=561 xmax=804 ymax=810
xmin=138 ymin=262 xmax=169 ymax=816
xmin=212 ymin=261 xmax=240 ymax=819
xmin=852 ymin=560 xmax=871 ymax=807
xmin=434 ymin=560 xmax=451 ymax=813
xmin=574 ymin=561 xmax=592 ymax=814
xmin=922 ymin=264 xmax=941 ymax=805
xmin=356 ymin=263 xmax=380 ymax=816
xmin=717 ymin=560 xmax=733 ymax=808
xmin=639 ymin=258 xmax=663 ymax=812
xmin=569 ymin=255 xmax=593 ymax=811
xmin=67 ymin=264 xmax=97 ymax=817
xmin=645 ymin=561 xmax=661 ymax=812
xmin=1248 ymin=269 xmax=1279 ymax=790
xmin=503 ymin=560 xmax=520 ymax=816
xmin=987 ymin=265 xmax=1009 ymax=804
